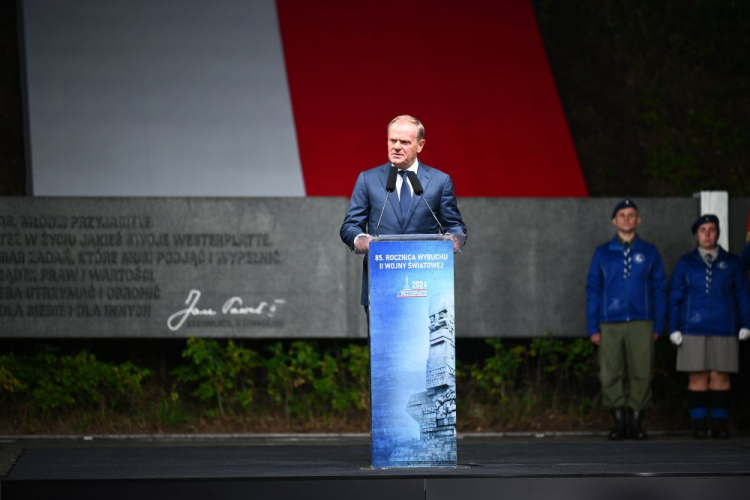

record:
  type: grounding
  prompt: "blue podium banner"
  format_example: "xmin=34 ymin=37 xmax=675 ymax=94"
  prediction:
xmin=368 ymin=236 xmax=457 ymax=468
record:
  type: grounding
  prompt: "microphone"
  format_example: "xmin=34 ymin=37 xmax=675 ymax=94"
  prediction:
xmin=406 ymin=170 xmax=424 ymax=196
xmin=385 ymin=166 xmax=398 ymax=192
xmin=375 ymin=167 xmax=398 ymax=235
xmin=407 ymin=170 xmax=444 ymax=234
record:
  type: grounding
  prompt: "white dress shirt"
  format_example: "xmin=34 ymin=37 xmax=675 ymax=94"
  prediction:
xmin=395 ymin=159 xmax=419 ymax=200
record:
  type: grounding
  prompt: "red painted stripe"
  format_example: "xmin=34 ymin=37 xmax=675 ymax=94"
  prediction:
xmin=277 ymin=0 xmax=587 ymax=197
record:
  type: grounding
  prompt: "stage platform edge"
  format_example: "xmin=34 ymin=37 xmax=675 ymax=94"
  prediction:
xmin=2 ymin=442 xmax=750 ymax=500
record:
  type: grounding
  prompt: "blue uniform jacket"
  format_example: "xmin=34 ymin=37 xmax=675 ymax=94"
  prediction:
xmin=586 ymin=235 xmax=667 ymax=336
xmin=340 ymin=161 xmax=466 ymax=306
xmin=668 ymin=248 xmax=750 ymax=336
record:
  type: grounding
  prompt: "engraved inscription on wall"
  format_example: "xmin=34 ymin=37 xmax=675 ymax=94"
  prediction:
xmin=0 ymin=199 xmax=349 ymax=338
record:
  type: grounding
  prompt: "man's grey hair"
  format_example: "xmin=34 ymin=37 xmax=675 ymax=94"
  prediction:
xmin=388 ymin=115 xmax=425 ymax=141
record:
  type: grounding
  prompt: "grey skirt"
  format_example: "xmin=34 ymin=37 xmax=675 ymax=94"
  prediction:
xmin=676 ymin=334 xmax=739 ymax=373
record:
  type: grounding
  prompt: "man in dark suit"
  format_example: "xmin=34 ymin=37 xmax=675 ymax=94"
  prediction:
xmin=340 ymin=115 xmax=467 ymax=306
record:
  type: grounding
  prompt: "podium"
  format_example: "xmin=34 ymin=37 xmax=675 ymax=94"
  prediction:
xmin=368 ymin=234 xmax=457 ymax=468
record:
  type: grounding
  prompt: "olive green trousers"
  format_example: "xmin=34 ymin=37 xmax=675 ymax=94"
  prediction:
xmin=599 ymin=321 xmax=654 ymax=410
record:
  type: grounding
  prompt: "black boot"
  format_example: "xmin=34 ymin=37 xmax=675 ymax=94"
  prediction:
xmin=711 ymin=419 xmax=730 ymax=439
xmin=709 ymin=390 xmax=731 ymax=439
xmin=608 ymin=407 xmax=628 ymax=440
xmin=692 ymin=419 xmax=708 ymax=439
xmin=629 ymin=409 xmax=648 ymax=440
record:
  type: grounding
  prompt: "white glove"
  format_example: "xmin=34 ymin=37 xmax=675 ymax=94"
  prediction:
xmin=669 ymin=331 xmax=683 ymax=346
xmin=739 ymin=328 xmax=750 ymax=341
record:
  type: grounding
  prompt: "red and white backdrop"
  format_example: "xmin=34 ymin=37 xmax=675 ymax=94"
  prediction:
xmin=22 ymin=0 xmax=587 ymax=198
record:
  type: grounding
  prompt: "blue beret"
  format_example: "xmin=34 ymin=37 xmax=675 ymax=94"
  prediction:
xmin=691 ymin=214 xmax=719 ymax=234
xmin=611 ymin=199 xmax=638 ymax=219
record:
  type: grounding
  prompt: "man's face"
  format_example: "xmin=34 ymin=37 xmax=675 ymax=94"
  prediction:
xmin=696 ymin=222 xmax=718 ymax=250
xmin=612 ymin=207 xmax=640 ymax=234
xmin=387 ymin=120 xmax=425 ymax=169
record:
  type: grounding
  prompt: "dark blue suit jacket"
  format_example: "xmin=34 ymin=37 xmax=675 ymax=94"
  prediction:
xmin=340 ymin=161 xmax=467 ymax=305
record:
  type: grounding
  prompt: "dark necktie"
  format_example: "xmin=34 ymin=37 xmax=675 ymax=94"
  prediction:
xmin=399 ymin=170 xmax=411 ymax=217
xmin=705 ymin=254 xmax=713 ymax=293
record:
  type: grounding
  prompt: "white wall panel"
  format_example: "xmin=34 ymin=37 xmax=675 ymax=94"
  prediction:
xmin=21 ymin=0 xmax=304 ymax=196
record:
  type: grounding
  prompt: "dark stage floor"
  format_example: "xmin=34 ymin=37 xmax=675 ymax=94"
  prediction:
xmin=2 ymin=435 xmax=750 ymax=499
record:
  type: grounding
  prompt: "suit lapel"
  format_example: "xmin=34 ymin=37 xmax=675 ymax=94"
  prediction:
xmin=377 ymin=164 xmax=389 ymax=192
xmin=403 ymin=162 xmax=431 ymax=229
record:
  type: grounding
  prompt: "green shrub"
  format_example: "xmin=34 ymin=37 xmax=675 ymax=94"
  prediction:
xmin=0 ymin=349 xmax=151 ymax=416
xmin=0 ymin=336 xmax=699 ymax=432
xmin=170 ymin=339 xmax=370 ymax=424
xmin=458 ymin=336 xmax=599 ymax=425
xmin=263 ymin=341 xmax=369 ymax=424
xmin=0 ymin=359 xmax=25 ymax=394
xmin=467 ymin=338 xmax=525 ymax=401
xmin=171 ymin=338 xmax=258 ymax=417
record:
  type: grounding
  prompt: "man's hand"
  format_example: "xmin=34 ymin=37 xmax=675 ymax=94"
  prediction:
xmin=448 ymin=233 xmax=465 ymax=253
xmin=739 ymin=328 xmax=750 ymax=341
xmin=354 ymin=234 xmax=371 ymax=254
xmin=590 ymin=333 xmax=600 ymax=345
xmin=669 ymin=331 xmax=683 ymax=346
